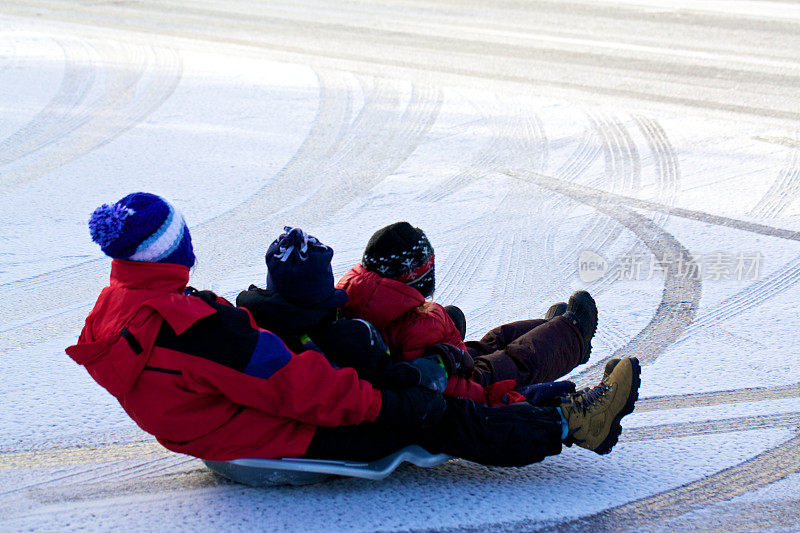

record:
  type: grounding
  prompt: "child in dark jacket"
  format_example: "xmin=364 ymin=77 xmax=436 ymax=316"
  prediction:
xmin=337 ymin=222 xmax=597 ymax=400
xmin=236 ymin=227 xmax=447 ymax=393
xmin=241 ymin=227 xmax=576 ymax=407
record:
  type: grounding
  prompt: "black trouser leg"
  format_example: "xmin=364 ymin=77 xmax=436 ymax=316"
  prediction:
xmin=304 ymin=398 xmax=563 ymax=467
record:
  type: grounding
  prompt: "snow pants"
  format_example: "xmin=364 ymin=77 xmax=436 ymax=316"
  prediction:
xmin=304 ymin=397 xmax=563 ymax=467
xmin=467 ymin=316 xmax=584 ymax=388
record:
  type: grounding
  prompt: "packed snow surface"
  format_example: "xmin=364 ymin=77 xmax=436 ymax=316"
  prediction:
xmin=1 ymin=3 xmax=799 ymax=532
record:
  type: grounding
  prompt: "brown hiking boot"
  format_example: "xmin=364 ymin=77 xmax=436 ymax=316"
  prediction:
xmin=560 ymin=357 xmax=640 ymax=455
xmin=602 ymin=358 xmax=621 ymax=380
xmin=573 ymin=358 xmax=621 ymax=397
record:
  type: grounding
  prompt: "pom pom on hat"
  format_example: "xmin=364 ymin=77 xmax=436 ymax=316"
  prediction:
xmin=88 ymin=192 xmax=195 ymax=269
xmin=266 ymin=226 xmax=348 ymax=309
xmin=89 ymin=203 xmax=134 ymax=249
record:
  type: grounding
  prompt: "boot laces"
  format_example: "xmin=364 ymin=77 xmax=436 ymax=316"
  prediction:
xmin=567 ymin=383 xmax=611 ymax=414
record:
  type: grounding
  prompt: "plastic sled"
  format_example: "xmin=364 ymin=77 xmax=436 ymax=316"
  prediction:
xmin=202 ymin=445 xmax=452 ymax=487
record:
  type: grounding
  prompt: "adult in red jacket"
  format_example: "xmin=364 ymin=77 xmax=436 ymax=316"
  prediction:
xmin=337 ymin=222 xmax=594 ymax=404
xmin=67 ymin=192 xmax=639 ymax=464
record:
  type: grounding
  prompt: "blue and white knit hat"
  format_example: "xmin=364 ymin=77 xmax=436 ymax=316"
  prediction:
xmin=88 ymin=192 xmax=195 ymax=268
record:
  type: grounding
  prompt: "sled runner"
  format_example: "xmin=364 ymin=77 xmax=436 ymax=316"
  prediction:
xmin=202 ymin=445 xmax=452 ymax=486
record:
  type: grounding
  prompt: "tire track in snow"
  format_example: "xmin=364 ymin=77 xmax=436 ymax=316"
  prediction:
xmin=552 ymin=110 xmax=640 ymax=287
xmin=3 ymin=0 xmax=799 ymax=125
xmin=0 ymin=40 xmax=182 ymax=349
xmin=410 ymin=97 xmax=551 ymax=332
xmin=624 ymin=413 xmax=800 ymax=443
xmin=648 ymin=498 xmax=800 ymax=532
xmin=676 ymin=144 xmax=800 ymax=345
xmin=516 ymin=143 xmax=800 ymax=529
xmin=511 ymin=144 xmax=800 ymax=533
xmin=0 ymin=37 xmax=96 ymax=168
xmin=579 ymin=115 xmax=683 ymax=354
xmin=589 ymin=114 xmax=680 ymax=297
xmin=749 ymin=145 xmax=800 ymax=220
xmin=507 ymin=170 xmax=702 ymax=386
xmin=435 ymin=239 xmax=494 ymax=308
xmin=678 ymin=254 xmax=800 ymax=341
xmin=540 ymin=111 xmax=644 ymax=353
xmin=468 ymin=108 xmax=601 ymax=328
xmin=543 ymin=430 xmax=800 ymax=533
xmin=506 ymin=171 xmax=800 ymax=242
xmin=162 ymin=74 xmax=443 ymax=285
xmin=636 ymin=383 xmax=800 ymax=413
xmin=414 ymin=98 xmax=505 ymax=205
xmin=0 ymin=40 xmax=182 ymax=194
xmin=0 ymin=67 xmax=352 ymax=347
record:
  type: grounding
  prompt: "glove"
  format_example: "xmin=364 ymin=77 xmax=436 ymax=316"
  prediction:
xmin=375 ymin=386 xmax=447 ymax=429
xmin=310 ymin=319 xmax=392 ymax=382
xmin=517 ymin=381 xmax=576 ymax=406
xmin=407 ymin=356 xmax=447 ymax=392
xmin=423 ymin=343 xmax=474 ymax=377
xmin=373 ymin=362 xmax=422 ymax=390
xmin=374 ymin=356 xmax=447 ymax=392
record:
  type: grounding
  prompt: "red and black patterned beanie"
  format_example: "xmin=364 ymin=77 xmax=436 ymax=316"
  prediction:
xmin=362 ymin=221 xmax=435 ymax=298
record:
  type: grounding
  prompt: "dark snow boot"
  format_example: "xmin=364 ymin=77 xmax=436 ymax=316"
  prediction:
xmin=445 ymin=305 xmax=467 ymax=341
xmin=544 ymin=302 xmax=567 ymax=320
xmin=563 ymin=290 xmax=597 ymax=364
xmin=561 ymin=357 xmax=641 ymax=455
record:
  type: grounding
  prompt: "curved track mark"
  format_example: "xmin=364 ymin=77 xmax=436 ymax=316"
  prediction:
xmin=547 ymin=430 xmax=800 ymax=532
xmin=750 ymin=146 xmax=800 ymax=219
xmin=508 ymin=170 xmax=702 ymax=386
xmin=0 ymin=38 xmax=96 ymax=167
xmin=0 ymin=41 xmax=182 ymax=194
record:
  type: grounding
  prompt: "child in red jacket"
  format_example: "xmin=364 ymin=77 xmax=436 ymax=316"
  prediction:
xmin=337 ymin=222 xmax=597 ymax=403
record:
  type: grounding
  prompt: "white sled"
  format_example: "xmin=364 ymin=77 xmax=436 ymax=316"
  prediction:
xmin=202 ymin=445 xmax=452 ymax=487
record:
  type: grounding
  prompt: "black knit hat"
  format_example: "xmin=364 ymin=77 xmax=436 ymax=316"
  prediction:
xmin=266 ymin=227 xmax=348 ymax=309
xmin=362 ymin=222 xmax=435 ymax=297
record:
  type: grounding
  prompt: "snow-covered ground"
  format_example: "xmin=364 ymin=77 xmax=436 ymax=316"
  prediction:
xmin=1 ymin=2 xmax=800 ymax=531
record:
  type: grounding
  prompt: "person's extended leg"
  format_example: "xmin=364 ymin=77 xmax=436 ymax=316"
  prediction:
xmin=466 ymin=319 xmax=548 ymax=356
xmin=304 ymin=398 xmax=563 ymax=467
xmin=305 ymin=357 xmax=641 ymax=464
xmin=468 ymin=316 xmax=584 ymax=387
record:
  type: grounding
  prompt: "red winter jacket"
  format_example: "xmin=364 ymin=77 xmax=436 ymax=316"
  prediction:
xmin=66 ymin=260 xmax=382 ymax=461
xmin=338 ymin=264 xmax=493 ymax=404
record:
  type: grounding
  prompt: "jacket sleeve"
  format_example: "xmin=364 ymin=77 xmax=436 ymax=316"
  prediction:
xmin=184 ymin=346 xmax=383 ymax=427
xmin=157 ymin=298 xmax=382 ymax=427
xmin=386 ymin=303 xmax=468 ymax=361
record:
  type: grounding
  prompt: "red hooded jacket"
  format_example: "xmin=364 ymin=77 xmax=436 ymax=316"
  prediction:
xmin=337 ymin=264 xmax=517 ymax=404
xmin=66 ymin=260 xmax=382 ymax=461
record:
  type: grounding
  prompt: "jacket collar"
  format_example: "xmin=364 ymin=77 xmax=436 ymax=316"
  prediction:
xmin=339 ymin=264 xmax=425 ymax=328
xmin=110 ymin=259 xmax=190 ymax=292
